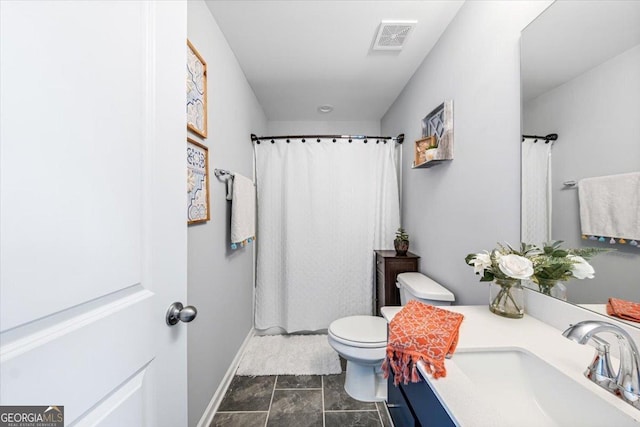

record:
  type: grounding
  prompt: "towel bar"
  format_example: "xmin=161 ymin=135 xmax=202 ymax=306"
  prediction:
xmin=214 ymin=168 xmax=233 ymax=179
xmin=214 ymin=169 xmax=234 ymax=200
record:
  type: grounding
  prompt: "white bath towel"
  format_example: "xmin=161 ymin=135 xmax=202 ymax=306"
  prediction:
xmin=578 ymin=172 xmax=640 ymax=241
xmin=230 ymin=173 xmax=256 ymax=248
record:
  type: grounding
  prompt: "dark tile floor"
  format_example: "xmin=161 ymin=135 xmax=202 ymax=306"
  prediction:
xmin=212 ymin=359 xmax=393 ymax=427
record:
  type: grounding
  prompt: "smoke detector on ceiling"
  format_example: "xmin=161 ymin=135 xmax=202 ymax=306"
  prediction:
xmin=373 ymin=20 xmax=417 ymax=51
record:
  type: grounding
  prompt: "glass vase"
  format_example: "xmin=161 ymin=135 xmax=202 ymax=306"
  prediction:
xmin=551 ymin=282 xmax=568 ymax=301
xmin=489 ymin=278 xmax=524 ymax=319
xmin=537 ymin=278 xmax=558 ymax=296
xmin=537 ymin=278 xmax=567 ymax=301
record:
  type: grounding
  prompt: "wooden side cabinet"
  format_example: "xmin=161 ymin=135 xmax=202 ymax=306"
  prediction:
xmin=374 ymin=250 xmax=420 ymax=315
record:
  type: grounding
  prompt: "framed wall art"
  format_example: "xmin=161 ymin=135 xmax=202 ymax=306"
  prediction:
xmin=414 ymin=100 xmax=454 ymax=168
xmin=187 ymin=39 xmax=208 ymax=138
xmin=187 ymin=137 xmax=210 ymax=224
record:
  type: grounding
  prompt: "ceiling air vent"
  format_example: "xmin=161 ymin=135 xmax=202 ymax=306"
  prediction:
xmin=373 ymin=20 xmax=417 ymax=51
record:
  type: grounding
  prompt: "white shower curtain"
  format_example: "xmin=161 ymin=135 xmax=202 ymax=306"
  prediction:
xmin=521 ymin=141 xmax=553 ymax=245
xmin=254 ymin=138 xmax=400 ymax=332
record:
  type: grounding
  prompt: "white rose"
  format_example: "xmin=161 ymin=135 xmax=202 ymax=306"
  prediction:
xmin=498 ymin=254 xmax=534 ymax=280
xmin=569 ymin=255 xmax=595 ymax=279
xmin=471 ymin=252 xmax=492 ymax=275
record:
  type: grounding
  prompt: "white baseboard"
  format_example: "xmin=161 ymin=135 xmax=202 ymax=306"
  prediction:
xmin=196 ymin=328 xmax=255 ymax=427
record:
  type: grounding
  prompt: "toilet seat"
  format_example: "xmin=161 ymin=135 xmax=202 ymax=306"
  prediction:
xmin=328 ymin=315 xmax=387 ymax=348
xmin=327 ymin=315 xmax=388 ymax=402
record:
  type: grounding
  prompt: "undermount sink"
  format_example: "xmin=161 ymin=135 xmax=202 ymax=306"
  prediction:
xmin=452 ymin=348 xmax=639 ymax=427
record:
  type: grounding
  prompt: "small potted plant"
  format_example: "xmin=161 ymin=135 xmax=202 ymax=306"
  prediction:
xmin=394 ymin=227 xmax=410 ymax=256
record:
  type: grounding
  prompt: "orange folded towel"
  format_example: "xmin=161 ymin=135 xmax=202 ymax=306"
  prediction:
xmin=606 ymin=298 xmax=640 ymax=323
xmin=383 ymin=300 xmax=464 ymax=385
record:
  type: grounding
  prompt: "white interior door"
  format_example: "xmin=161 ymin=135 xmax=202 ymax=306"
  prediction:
xmin=0 ymin=1 xmax=188 ymax=426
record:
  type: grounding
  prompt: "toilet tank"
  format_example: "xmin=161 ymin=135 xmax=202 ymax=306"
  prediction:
xmin=396 ymin=272 xmax=455 ymax=306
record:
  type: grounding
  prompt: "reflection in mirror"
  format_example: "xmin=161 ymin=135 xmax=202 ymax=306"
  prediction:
xmin=521 ymin=1 xmax=640 ymax=323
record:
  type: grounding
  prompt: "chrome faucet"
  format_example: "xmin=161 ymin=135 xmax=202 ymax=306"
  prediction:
xmin=563 ymin=320 xmax=640 ymax=409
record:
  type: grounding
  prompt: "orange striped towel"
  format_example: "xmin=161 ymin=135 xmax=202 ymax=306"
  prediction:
xmin=382 ymin=300 xmax=464 ymax=385
xmin=607 ymin=298 xmax=640 ymax=323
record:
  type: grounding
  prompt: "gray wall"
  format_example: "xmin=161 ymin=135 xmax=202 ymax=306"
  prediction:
xmin=524 ymin=44 xmax=640 ymax=303
xmin=187 ymin=1 xmax=267 ymax=425
xmin=381 ymin=1 xmax=551 ymax=305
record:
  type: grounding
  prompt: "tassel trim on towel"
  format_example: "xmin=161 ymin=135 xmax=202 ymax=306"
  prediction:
xmin=231 ymin=236 xmax=255 ymax=250
xmin=382 ymin=349 xmax=439 ymax=385
xmin=583 ymin=234 xmax=639 ymax=247
xmin=383 ymin=346 xmax=453 ymax=385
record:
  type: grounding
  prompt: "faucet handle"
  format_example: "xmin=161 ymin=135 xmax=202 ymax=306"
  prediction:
xmin=586 ymin=335 xmax=616 ymax=388
xmin=563 ymin=320 xmax=640 ymax=410
xmin=613 ymin=336 xmax=640 ymax=405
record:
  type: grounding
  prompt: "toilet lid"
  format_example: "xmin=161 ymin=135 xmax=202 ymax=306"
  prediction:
xmin=396 ymin=272 xmax=455 ymax=302
xmin=329 ymin=316 xmax=387 ymax=346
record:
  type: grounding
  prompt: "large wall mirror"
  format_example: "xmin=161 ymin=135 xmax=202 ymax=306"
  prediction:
xmin=521 ymin=1 xmax=640 ymax=322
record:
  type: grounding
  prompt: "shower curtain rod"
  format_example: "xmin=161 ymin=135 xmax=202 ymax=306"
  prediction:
xmin=522 ymin=133 xmax=558 ymax=143
xmin=250 ymin=133 xmax=404 ymax=144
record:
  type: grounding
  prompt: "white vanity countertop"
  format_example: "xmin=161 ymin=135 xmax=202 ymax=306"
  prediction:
xmin=381 ymin=305 xmax=640 ymax=426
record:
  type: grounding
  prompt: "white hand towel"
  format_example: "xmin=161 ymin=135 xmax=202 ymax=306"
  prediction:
xmin=578 ymin=171 xmax=640 ymax=241
xmin=231 ymin=174 xmax=256 ymax=247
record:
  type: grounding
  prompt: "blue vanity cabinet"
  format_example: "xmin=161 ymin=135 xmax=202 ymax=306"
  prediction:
xmin=387 ymin=371 xmax=416 ymax=426
xmin=387 ymin=369 xmax=456 ymax=427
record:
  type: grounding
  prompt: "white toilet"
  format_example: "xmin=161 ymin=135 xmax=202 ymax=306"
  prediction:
xmin=327 ymin=272 xmax=455 ymax=402
xmin=395 ymin=272 xmax=455 ymax=307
